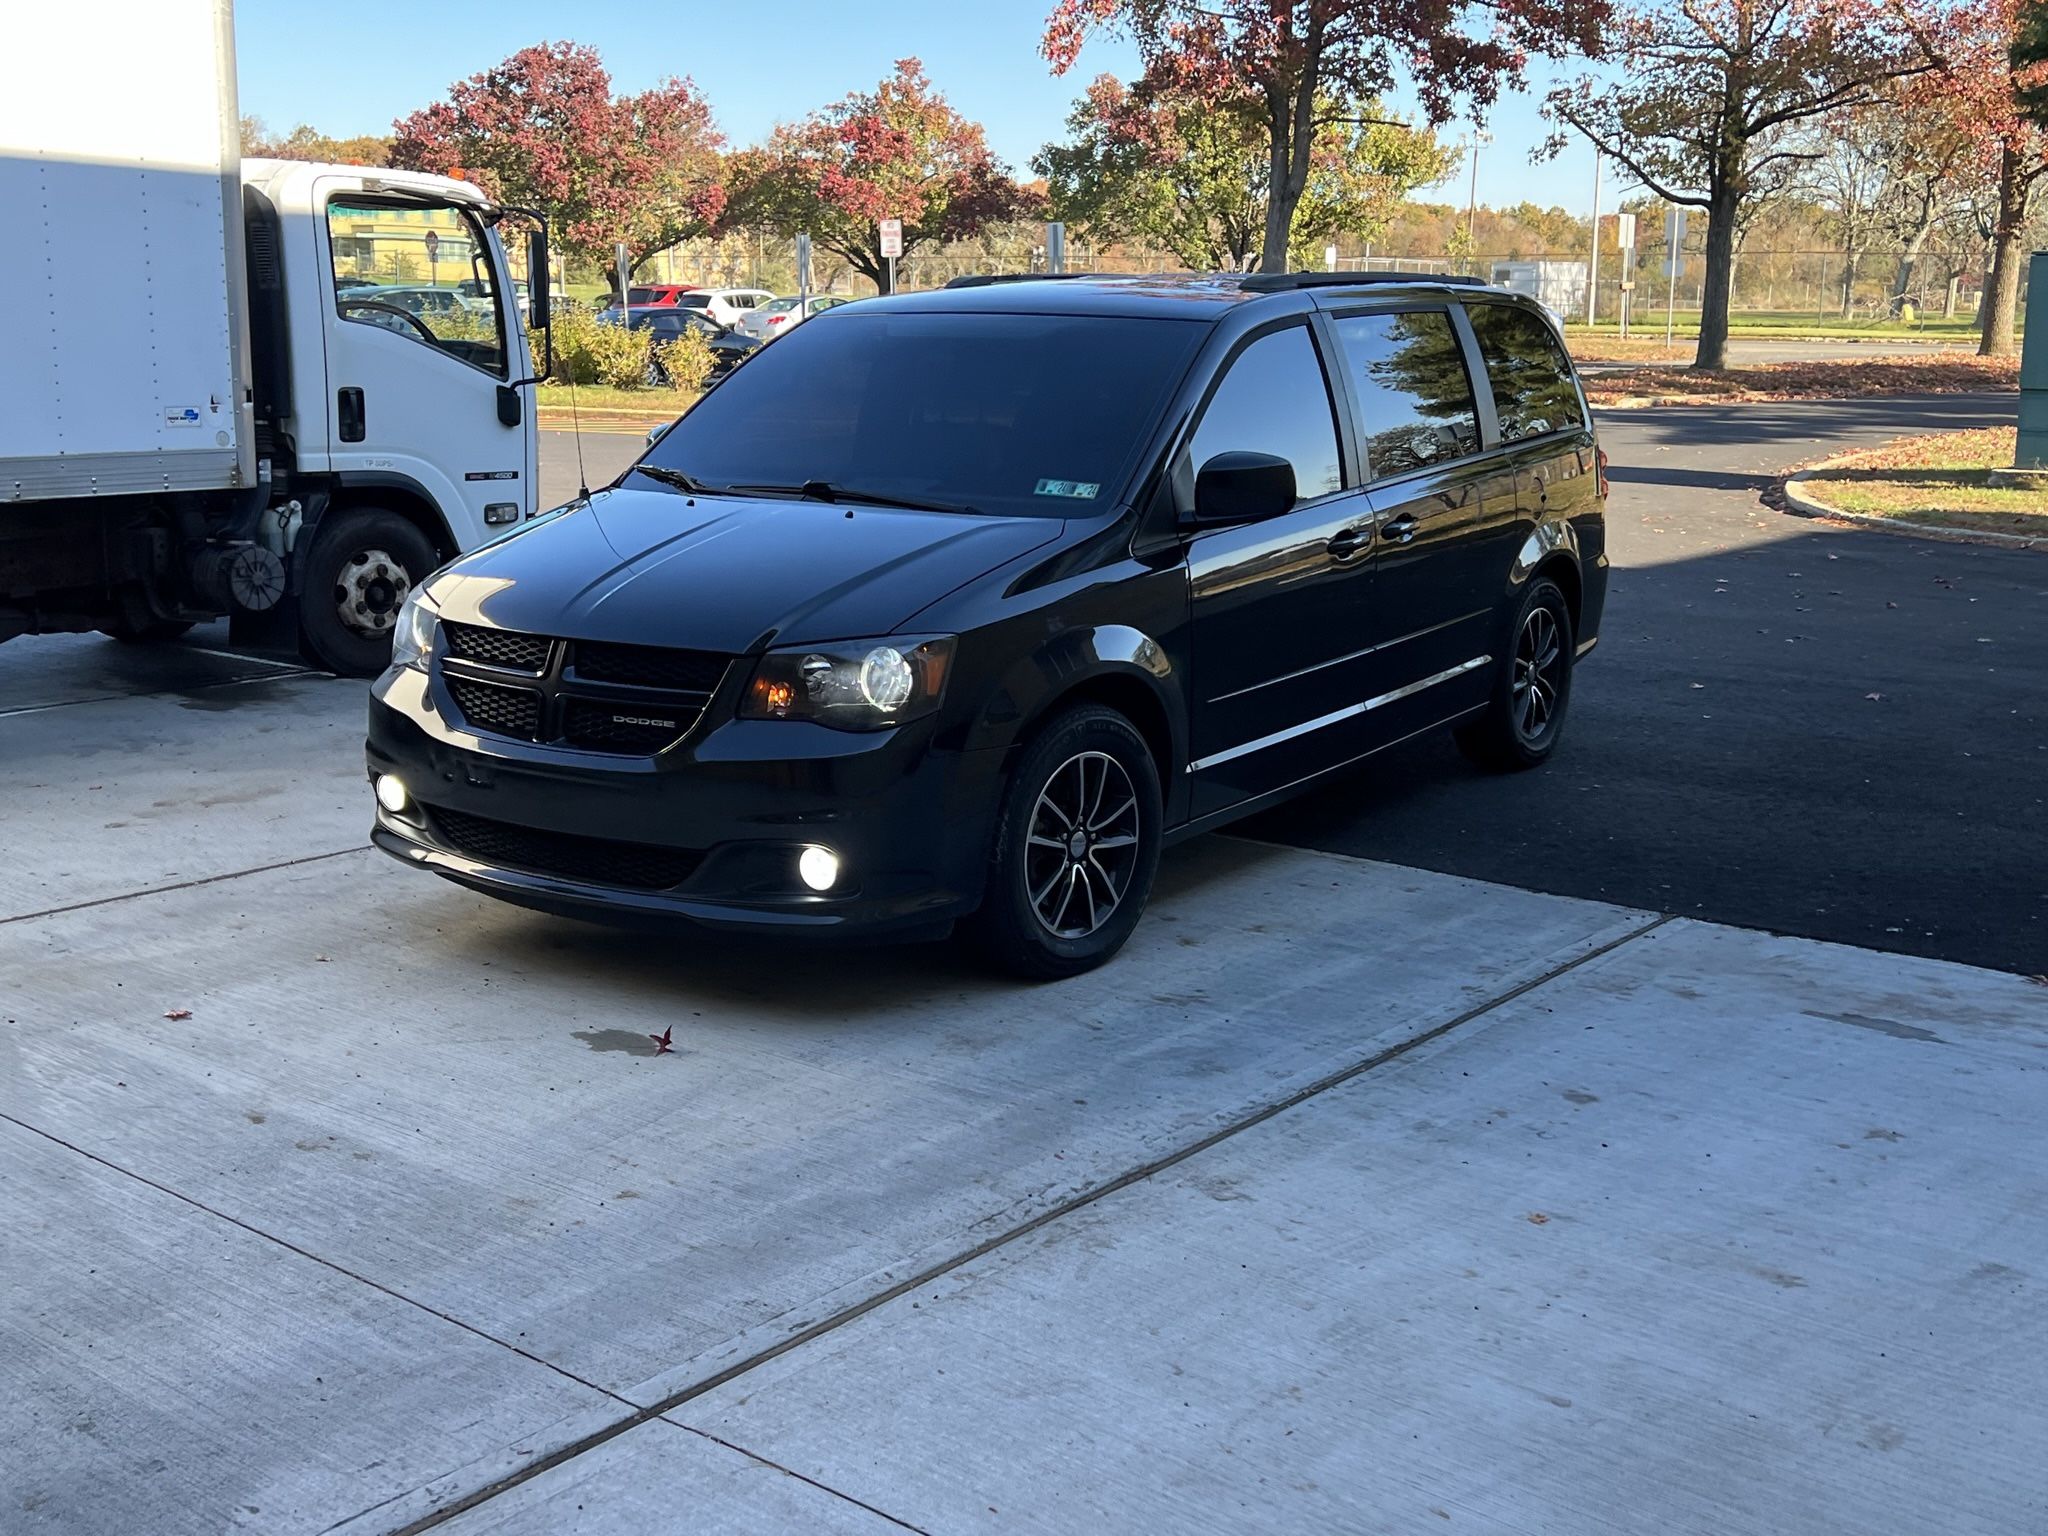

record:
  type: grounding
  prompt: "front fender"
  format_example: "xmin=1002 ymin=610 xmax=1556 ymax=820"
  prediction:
xmin=964 ymin=622 xmax=1180 ymax=759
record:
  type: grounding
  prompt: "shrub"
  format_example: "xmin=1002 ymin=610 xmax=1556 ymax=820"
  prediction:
xmin=652 ymin=329 xmax=715 ymax=394
xmin=537 ymin=306 xmax=653 ymax=387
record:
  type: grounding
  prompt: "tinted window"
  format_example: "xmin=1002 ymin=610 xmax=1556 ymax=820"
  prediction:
xmin=1185 ymin=326 xmax=1342 ymax=504
xmin=644 ymin=312 xmax=1206 ymax=518
xmin=1330 ymin=310 xmax=1481 ymax=480
xmin=1466 ymin=303 xmax=1584 ymax=442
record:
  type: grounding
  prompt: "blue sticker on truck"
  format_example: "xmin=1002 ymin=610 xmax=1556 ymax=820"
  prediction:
xmin=1034 ymin=478 xmax=1100 ymax=499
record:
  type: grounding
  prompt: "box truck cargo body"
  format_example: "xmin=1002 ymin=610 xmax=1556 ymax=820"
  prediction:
xmin=0 ymin=0 xmax=550 ymax=673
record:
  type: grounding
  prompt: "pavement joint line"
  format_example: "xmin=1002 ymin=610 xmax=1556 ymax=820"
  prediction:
xmin=386 ymin=907 xmax=1676 ymax=1536
xmin=0 ymin=665 xmax=321 ymax=720
xmin=0 ymin=845 xmax=369 ymax=928
xmin=667 ymin=1422 xmax=934 ymax=1535
xmin=0 ymin=1108 xmax=638 ymax=1418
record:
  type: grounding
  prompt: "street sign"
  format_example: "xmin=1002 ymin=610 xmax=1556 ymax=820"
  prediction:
xmin=1047 ymin=222 xmax=1066 ymax=275
xmin=877 ymin=219 xmax=903 ymax=259
xmin=1663 ymin=208 xmax=1687 ymax=278
xmin=796 ymin=233 xmax=812 ymax=302
xmin=424 ymin=231 xmax=440 ymax=261
xmin=1614 ymin=212 xmax=1636 ymax=250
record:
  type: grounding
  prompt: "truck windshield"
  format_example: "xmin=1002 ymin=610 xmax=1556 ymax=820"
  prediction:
xmin=642 ymin=311 xmax=1206 ymax=518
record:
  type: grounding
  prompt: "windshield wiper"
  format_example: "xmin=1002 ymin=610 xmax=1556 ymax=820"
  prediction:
xmin=729 ymin=480 xmax=978 ymax=516
xmin=627 ymin=464 xmax=726 ymax=495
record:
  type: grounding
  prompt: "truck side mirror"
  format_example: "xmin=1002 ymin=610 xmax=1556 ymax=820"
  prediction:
xmin=528 ymin=229 xmax=551 ymax=330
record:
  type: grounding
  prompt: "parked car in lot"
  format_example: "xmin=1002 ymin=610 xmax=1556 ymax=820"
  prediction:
xmin=665 ymin=287 xmax=776 ymax=330
xmin=624 ymin=307 xmax=760 ymax=381
xmin=367 ymin=284 xmax=494 ymax=319
xmin=368 ymin=273 xmax=1607 ymax=977
xmin=739 ymin=294 xmax=854 ymax=341
xmin=622 ymin=283 xmax=697 ymax=309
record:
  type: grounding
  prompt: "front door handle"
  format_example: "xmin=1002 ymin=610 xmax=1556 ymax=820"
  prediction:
xmin=1379 ymin=513 xmax=1419 ymax=544
xmin=338 ymin=386 xmax=366 ymax=443
xmin=1326 ymin=526 xmax=1371 ymax=560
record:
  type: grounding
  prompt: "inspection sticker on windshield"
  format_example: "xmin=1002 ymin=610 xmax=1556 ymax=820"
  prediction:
xmin=1034 ymin=478 xmax=1099 ymax=500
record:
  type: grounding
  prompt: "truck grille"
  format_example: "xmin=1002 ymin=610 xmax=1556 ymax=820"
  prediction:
xmin=428 ymin=806 xmax=703 ymax=891
xmin=436 ymin=623 xmax=731 ymax=757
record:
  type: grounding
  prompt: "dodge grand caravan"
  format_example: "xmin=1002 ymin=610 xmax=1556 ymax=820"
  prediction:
xmin=367 ymin=272 xmax=1608 ymax=977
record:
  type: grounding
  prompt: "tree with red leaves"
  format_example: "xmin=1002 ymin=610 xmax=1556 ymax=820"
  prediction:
xmin=1547 ymin=0 xmax=1939 ymax=369
xmin=390 ymin=43 xmax=725 ymax=300
xmin=1908 ymin=0 xmax=2047 ymax=354
xmin=1042 ymin=0 xmax=1608 ymax=277
xmin=725 ymin=60 xmax=1036 ymax=294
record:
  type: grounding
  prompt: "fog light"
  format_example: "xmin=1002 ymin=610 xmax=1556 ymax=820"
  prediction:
xmin=798 ymin=845 xmax=840 ymax=892
xmin=375 ymin=774 xmax=409 ymax=814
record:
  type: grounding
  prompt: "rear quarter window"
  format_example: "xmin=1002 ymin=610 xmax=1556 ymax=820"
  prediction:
xmin=1465 ymin=304 xmax=1585 ymax=443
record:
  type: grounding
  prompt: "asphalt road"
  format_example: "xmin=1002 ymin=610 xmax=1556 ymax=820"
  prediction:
xmin=1245 ymin=393 xmax=2044 ymax=975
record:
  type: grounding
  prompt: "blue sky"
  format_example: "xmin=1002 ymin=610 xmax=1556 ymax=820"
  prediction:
xmin=236 ymin=0 xmax=1606 ymax=215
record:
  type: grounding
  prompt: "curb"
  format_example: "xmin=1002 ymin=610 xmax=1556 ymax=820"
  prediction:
xmin=1781 ymin=470 xmax=2044 ymax=548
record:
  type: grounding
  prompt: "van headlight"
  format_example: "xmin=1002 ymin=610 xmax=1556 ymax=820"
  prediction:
xmin=741 ymin=636 xmax=954 ymax=731
xmin=389 ymin=588 xmax=440 ymax=671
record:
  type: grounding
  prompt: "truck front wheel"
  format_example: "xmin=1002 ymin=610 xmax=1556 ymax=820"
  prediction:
xmin=298 ymin=508 xmax=439 ymax=677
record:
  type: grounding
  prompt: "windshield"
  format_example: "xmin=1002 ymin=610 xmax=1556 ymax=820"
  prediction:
xmin=642 ymin=310 xmax=1205 ymax=518
xmin=628 ymin=287 xmax=670 ymax=305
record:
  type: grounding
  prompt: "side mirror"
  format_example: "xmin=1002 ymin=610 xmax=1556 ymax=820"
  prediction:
xmin=527 ymin=228 xmax=551 ymax=330
xmin=1188 ymin=451 xmax=1295 ymax=528
xmin=644 ymin=420 xmax=673 ymax=449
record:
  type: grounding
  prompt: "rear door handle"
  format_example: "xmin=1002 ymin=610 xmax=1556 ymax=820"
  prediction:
xmin=1531 ymin=471 xmax=1549 ymax=505
xmin=1379 ymin=514 xmax=1418 ymax=544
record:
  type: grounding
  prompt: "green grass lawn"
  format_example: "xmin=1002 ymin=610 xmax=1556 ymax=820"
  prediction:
xmin=1568 ymin=309 xmax=2000 ymax=341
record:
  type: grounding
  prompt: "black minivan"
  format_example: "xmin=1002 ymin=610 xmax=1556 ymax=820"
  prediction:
xmin=367 ymin=273 xmax=1607 ymax=977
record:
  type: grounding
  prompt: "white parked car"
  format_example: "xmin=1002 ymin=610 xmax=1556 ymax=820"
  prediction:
xmin=662 ymin=287 xmax=775 ymax=331
xmin=739 ymin=294 xmax=854 ymax=341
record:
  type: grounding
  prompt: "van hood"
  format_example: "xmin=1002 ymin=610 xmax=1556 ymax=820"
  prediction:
xmin=425 ymin=485 xmax=1064 ymax=651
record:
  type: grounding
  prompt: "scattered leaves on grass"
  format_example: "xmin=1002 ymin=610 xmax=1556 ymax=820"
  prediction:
xmin=1585 ymin=355 xmax=2017 ymax=410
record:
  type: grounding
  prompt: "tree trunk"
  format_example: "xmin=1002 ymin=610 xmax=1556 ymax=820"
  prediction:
xmin=1979 ymin=146 xmax=2026 ymax=357
xmin=1891 ymin=215 xmax=1935 ymax=307
xmin=1258 ymin=108 xmax=1294 ymax=273
xmin=1694 ymin=178 xmax=1741 ymax=371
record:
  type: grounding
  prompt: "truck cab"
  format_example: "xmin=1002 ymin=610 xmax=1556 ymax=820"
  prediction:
xmin=241 ymin=161 xmax=545 ymax=672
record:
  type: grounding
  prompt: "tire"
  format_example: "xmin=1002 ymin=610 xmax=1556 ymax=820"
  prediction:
xmin=297 ymin=508 xmax=439 ymax=678
xmin=964 ymin=704 xmax=1164 ymax=981
xmin=1455 ymin=576 xmax=1575 ymax=772
xmin=100 ymin=618 xmax=195 ymax=644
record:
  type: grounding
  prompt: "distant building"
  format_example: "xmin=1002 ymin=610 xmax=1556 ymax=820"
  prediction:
xmin=1491 ymin=260 xmax=1589 ymax=319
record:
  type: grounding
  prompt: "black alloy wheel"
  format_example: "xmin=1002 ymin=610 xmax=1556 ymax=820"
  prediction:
xmin=968 ymin=704 xmax=1163 ymax=980
xmin=1455 ymin=576 xmax=1575 ymax=772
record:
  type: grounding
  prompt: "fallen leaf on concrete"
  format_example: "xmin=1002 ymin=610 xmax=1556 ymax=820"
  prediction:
xmin=1864 ymin=693 xmax=1885 ymax=701
xmin=163 ymin=1008 xmax=192 ymax=1021
xmin=650 ymin=1025 xmax=674 ymax=1055
xmin=1527 ymin=1212 xmax=1551 ymax=1225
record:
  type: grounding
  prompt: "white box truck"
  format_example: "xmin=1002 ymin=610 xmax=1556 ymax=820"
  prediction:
xmin=0 ymin=0 xmax=552 ymax=674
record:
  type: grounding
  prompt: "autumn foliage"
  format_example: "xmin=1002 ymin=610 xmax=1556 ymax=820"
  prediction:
xmin=1044 ymin=0 xmax=1609 ymax=273
xmin=724 ymin=60 xmax=1038 ymax=293
xmin=390 ymin=43 xmax=725 ymax=294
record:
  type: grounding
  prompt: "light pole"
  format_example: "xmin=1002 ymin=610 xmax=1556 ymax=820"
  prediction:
xmin=1587 ymin=148 xmax=1602 ymax=327
xmin=1465 ymin=128 xmax=1490 ymax=245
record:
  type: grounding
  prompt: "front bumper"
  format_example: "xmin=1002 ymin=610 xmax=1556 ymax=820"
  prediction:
xmin=366 ymin=664 xmax=1003 ymax=936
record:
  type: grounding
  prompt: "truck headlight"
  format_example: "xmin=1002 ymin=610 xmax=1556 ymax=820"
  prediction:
xmin=740 ymin=636 xmax=954 ymax=731
xmin=389 ymin=589 xmax=440 ymax=671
